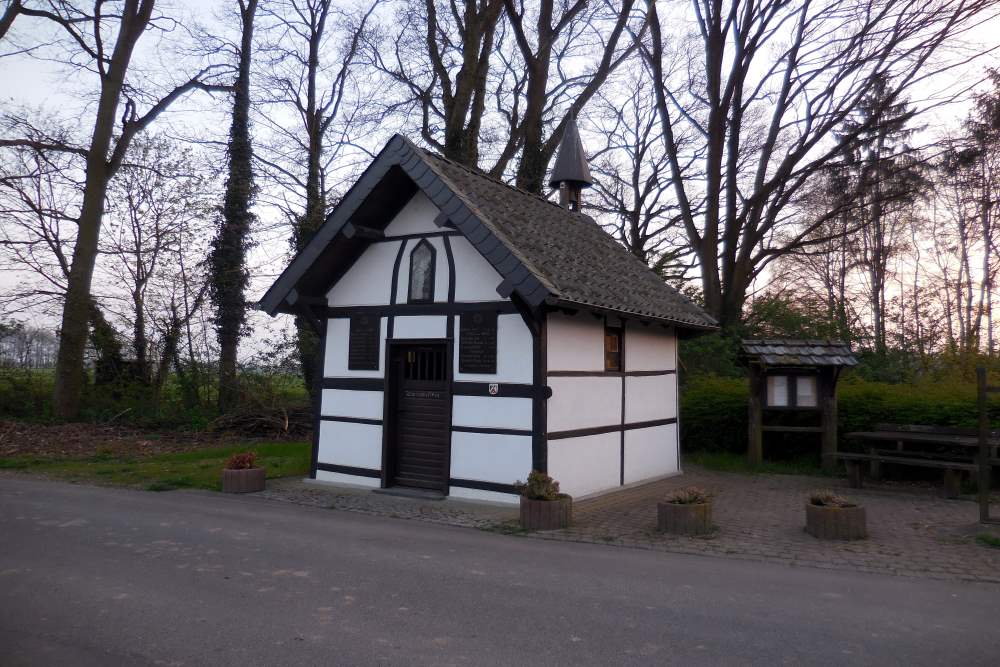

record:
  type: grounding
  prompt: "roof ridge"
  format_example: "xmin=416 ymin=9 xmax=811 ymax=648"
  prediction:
xmin=410 ymin=141 xmax=578 ymax=215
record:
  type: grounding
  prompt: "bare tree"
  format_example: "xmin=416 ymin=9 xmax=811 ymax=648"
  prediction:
xmin=502 ymin=0 xmax=640 ymax=193
xmin=255 ymin=0 xmax=377 ymax=398
xmin=365 ymin=0 xmax=503 ymax=167
xmin=639 ymin=0 xmax=1000 ymax=328
xmin=0 ymin=0 xmax=21 ymax=42
xmin=102 ymin=134 xmax=211 ymax=386
xmin=0 ymin=1 xmax=230 ymax=418
xmin=587 ymin=77 xmax=691 ymax=281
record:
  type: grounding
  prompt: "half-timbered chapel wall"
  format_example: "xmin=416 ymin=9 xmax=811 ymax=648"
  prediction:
xmin=546 ymin=311 xmax=679 ymax=498
xmin=316 ymin=191 xmax=533 ymax=502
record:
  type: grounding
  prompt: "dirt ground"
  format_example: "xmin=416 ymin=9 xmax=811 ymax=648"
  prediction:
xmin=0 ymin=420 xmax=245 ymax=459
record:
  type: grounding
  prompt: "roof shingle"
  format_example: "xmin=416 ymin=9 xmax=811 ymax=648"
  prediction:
xmin=261 ymin=135 xmax=717 ymax=331
xmin=740 ymin=339 xmax=858 ymax=367
xmin=415 ymin=144 xmax=717 ymax=329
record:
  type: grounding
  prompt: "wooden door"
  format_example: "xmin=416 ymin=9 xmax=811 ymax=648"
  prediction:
xmin=387 ymin=342 xmax=450 ymax=492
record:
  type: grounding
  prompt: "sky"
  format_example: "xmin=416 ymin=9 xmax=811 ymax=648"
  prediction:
xmin=2 ymin=0 xmax=1000 ymax=350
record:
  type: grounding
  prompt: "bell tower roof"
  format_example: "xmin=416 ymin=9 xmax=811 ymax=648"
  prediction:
xmin=548 ymin=111 xmax=593 ymax=189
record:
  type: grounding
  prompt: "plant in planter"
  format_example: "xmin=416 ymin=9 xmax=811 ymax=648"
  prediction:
xmin=221 ymin=451 xmax=266 ymax=493
xmin=516 ymin=470 xmax=572 ymax=530
xmin=805 ymin=490 xmax=867 ymax=540
xmin=657 ymin=486 xmax=714 ymax=535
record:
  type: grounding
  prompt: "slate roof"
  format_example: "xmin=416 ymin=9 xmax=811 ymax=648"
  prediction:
xmin=260 ymin=135 xmax=717 ymax=331
xmin=741 ymin=340 xmax=858 ymax=367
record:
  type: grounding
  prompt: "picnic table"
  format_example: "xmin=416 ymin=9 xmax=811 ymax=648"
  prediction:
xmin=839 ymin=424 xmax=1000 ymax=498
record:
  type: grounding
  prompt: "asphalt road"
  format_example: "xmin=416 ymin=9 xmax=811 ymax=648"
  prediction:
xmin=1 ymin=477 xmax=998 ymax=666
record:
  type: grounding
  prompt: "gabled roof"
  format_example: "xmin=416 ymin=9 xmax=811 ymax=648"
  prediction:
xmin=741 ymin=340 xmax=858 ymax=367
xmin=260 ymin=135 xmax=717 ymax=331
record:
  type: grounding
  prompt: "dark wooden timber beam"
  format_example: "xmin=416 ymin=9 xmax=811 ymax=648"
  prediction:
xmin=342 ymin=222 xmax=385 ymax=240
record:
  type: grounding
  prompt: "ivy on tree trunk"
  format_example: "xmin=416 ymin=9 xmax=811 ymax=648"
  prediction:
xmin=210 ymin=0 xmax=258 ymax=415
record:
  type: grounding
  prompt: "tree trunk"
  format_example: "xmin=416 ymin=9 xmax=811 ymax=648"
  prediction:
xmin=52 ymin=53 xmax=135 ymax=417
xmin=212 ymin=0 xmax=258 ymax=414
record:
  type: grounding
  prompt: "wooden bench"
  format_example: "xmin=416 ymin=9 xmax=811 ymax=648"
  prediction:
xmin=834 ymin=452 xmax=976 ymax=498
xmin=842 ymin=424 xmax=997 ymax=498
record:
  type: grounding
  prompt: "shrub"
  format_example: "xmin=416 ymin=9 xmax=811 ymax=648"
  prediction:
xmin=515 ymin=470 xmax=564 ymax=501
xmin=680 ymin=373 xmax=1000 ymax=457
xmin=808 ymin=490 xmax=856 ymax=508
xmin=225 ymin=451 xmax=258 ymax=470
xmin=664 ymin=486 xmax=712 ymax=504
xmin=680 ymin=375 xmax=748 ymax=453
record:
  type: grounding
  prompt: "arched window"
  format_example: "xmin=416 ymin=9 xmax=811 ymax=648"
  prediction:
xmin=408 ymin=239 xmax=435 ymax=303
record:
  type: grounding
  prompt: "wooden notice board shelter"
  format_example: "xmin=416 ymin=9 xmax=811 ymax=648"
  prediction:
xmin=741 ymin=340 xmax=858 ymax=471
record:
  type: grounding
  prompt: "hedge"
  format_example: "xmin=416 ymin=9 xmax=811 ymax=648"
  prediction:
xmin=680 ymin=374 xmax=1000 ymax=455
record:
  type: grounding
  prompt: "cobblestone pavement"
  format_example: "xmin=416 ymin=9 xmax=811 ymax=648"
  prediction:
xmin=258 ymin=470 xmax=1000 ymax=583
xmin=537 ymin=469 xmax=1000 ymax=583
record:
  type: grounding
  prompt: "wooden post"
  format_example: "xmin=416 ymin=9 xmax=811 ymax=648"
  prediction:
xmin=820 ymin=367 xmax=837 ymax=473
xmin=748 ymin=366 xmax=763 ymax=466
xmin=977 ymin=366 xmax=991 ymax=523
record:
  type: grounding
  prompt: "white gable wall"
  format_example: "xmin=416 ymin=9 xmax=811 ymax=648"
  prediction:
xmin=327 ymin=241 xmax=400 ymax=307
xmin=449 ymin=235 xmax=505 ymax=302
xmin=383 ymin=191 xmax=440 ymax=236
xmin=314 ymin=190 xmax=531 ymax=503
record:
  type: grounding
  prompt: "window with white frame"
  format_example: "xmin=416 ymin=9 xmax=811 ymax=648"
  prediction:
xmin=766 ymin=375 xmax=789 ymax=407
xmin=766 ymin=374 xmax=818 ymax=408
xmin=795 ymin=375 xmax=818 ymax=407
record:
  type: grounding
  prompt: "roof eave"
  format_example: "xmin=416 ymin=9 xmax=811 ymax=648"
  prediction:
xmin=547 ymin=298 xmax=719 ymax=332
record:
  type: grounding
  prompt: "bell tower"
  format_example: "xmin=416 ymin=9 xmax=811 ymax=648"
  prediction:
xmin=548 ymin=111 xmax=593 ymax=211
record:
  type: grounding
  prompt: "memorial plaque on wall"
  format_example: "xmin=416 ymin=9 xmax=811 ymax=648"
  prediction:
xmin=348 ymin=314 xmax=380 ymax=370
xmin=459 ymin=311 xmax=498 ymax=374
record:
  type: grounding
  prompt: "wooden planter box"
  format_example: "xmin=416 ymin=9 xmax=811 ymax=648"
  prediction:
xmin=221 ymin=467 xmax=266 ymax=493
xmin=805 ymin=503 xmax=867 ymax=540
xmin=520 ymin=495 xmax=572 ymax=530
xmin=657 ymin=501 xmax=713 ymax=535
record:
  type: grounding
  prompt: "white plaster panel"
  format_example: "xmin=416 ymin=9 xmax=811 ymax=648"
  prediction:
xmin=453 ymin=314 xmax=533 ymax=383
xmin=546 ymin=312 xmax=605 ymax=372
xmin=383 ymin=191 xmax=440 ymax=236
xmin=314 ymin=470 xmax=381 ymax=489
xmin=449 ymin=235 xmax=504 ymax=301
xmin=623 ymin=423 xmax=679 ymax=485
xmin=449 ymin=431 xmax=532 ymax=484
xmin=397 ymin=236 xmax=449 ymax=303
xmin=547 ymin=432 xmax=621 ymax=498
xmin=317 ymin=420 xmax=382 ymax=469
xmin=448 ymin=486 xmax=519 ymax=505
xmin=624 ymin=374 xmax=677 ymax=423
xmin=326 ymin=241 xmax=400 ymax=306
xmin=547 ymin=376 xmax=622 ymax=432
xmin=320 ymin=389 xmax=383 ymax=420
xmin=452 ymin=395 xmax=532 ymax=430
xmin=625 ymin=324 xmax=677 ymax=372
xmin=323 ymin=317 xmax=386 ymax=378
xmin=392 ymin=315 xmax=447 ymax=339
